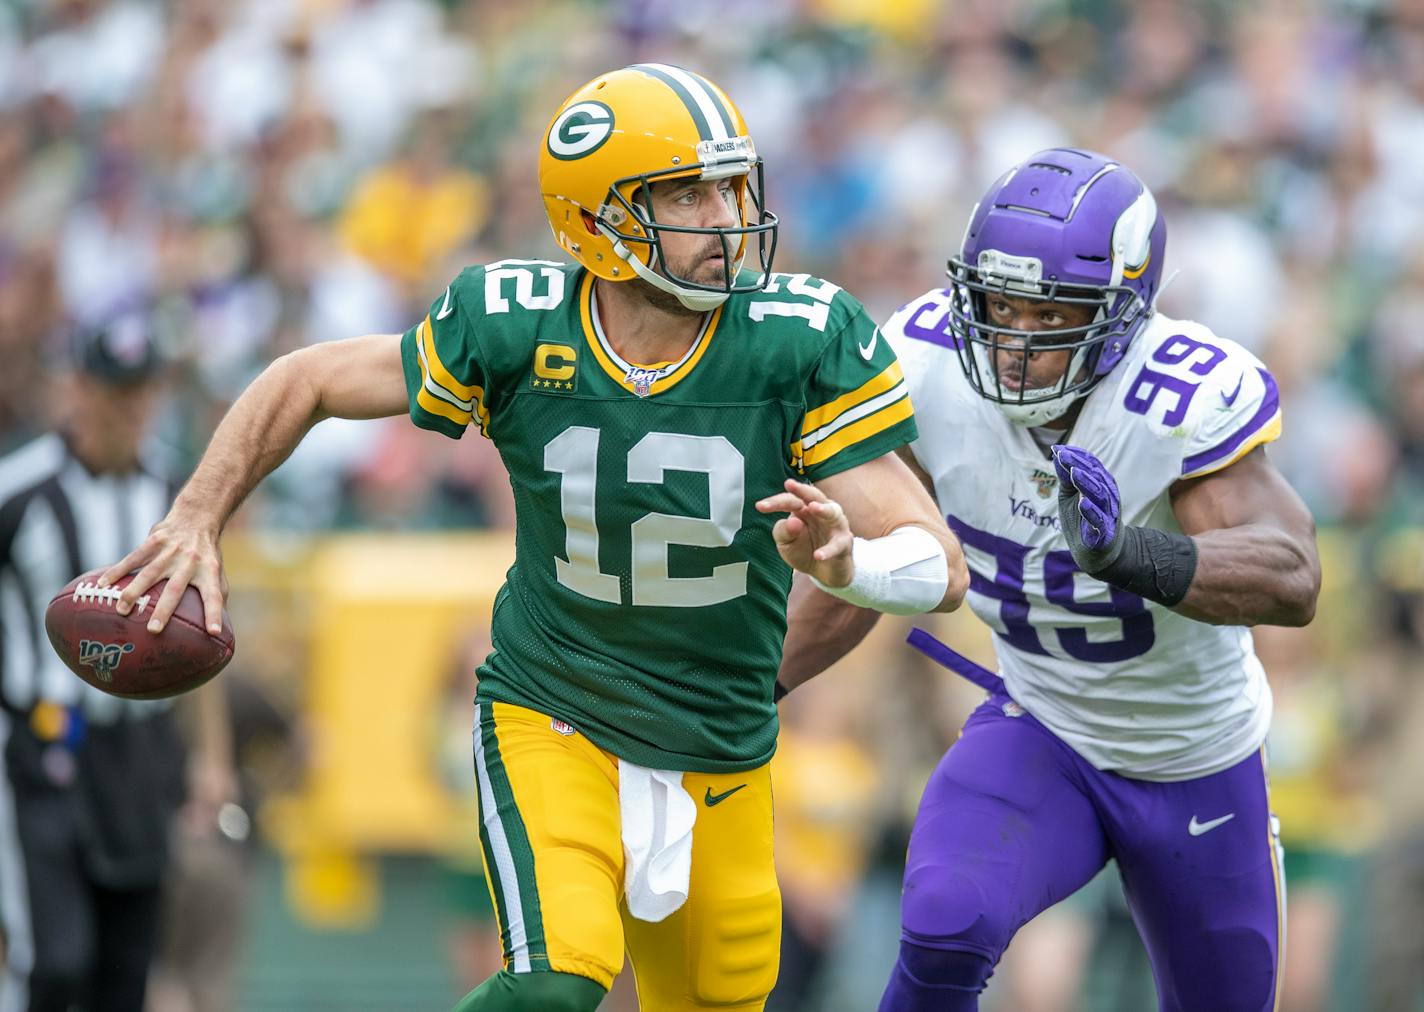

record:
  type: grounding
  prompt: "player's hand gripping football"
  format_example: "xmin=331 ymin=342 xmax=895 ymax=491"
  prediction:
xmin=1052 ymin=445 xmax=1124 ymax=574
xmin=96 ymin=508 xmax=228 ymax=636
xmin=755 ymin=479 xmax=855 ymax=587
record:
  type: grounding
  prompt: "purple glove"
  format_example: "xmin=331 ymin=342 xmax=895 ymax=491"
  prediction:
xmin=1050 ymin=444 xmax=1199 ymax=605
xmin=1051 ymin=444 xmax=1123 ymax=567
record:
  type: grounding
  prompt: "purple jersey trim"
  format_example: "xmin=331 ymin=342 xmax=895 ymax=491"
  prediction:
xmin=1181 ymin=368 xmax=1280 ymax=476
xmin=907 ymin=628 xmax=1003 ymax=692
xmin=897 ymin=291 xmax=959 ymax=348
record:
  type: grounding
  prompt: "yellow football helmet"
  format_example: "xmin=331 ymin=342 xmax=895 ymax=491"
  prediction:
xmin=538 ymin=64 xmax=779 ymax=311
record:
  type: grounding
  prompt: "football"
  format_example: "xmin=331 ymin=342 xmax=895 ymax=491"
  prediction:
xmin=44 ymin=569 xmax=236 ymax=700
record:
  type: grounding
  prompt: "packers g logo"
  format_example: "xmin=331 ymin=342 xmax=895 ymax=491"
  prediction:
xmin=547 ymin=102 xmax=614 ymax=160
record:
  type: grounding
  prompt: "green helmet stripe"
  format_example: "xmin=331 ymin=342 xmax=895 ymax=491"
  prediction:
xmin=631 ymin=63 xmax=718 ymax=141
xmin=686 ymin=70 xmax=738 ymax=137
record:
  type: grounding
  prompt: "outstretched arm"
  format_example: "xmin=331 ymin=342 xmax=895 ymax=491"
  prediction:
xmin=756 ymin=449 xmax=966 ymax=613
xmin=772 ymin=446 xmax=961 ymax=694
xmin=100 ymin=333 xmax=408 ymax=632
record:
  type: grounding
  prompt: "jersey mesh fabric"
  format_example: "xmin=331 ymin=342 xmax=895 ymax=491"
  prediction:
xmin=400 ymin=262 xmax=915 ymax=771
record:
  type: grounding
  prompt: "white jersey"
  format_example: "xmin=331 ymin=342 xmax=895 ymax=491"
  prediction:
xmin=885 ymin=291 xmax=1284 ymax=781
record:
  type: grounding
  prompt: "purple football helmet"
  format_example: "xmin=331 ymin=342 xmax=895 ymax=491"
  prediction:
xmin=948 ymin=148 xmax=1166 ymax=426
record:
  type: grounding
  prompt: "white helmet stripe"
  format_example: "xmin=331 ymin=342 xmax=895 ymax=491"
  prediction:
xmin=642 ymin=63 xmax=733 ymax=141
xmin=685 ymin=70 xmax=739 ymax=137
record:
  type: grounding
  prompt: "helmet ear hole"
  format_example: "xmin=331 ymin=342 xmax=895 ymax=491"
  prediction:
xmin=580 ymin=210 xmax=600 ymax=236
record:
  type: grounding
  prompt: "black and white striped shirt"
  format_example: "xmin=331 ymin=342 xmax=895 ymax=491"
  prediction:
xmin=0 ymin=433 xmax=173 ymax=723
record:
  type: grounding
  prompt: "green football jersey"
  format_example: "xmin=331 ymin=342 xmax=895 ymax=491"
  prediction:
xmin=400 ymin=260 xmax=915 ymax=772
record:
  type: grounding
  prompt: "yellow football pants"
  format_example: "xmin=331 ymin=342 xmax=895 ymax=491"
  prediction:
xmin=472 ymin=701 xmax=781 ymax=1010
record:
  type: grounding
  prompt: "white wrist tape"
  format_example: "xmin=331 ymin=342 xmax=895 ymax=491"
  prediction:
xmin=811 ymin=525 xmax=949 ymax=616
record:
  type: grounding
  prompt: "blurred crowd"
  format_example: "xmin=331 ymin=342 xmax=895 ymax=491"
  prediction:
xmin=3 ymin=0 xmax=1424 ymax=1008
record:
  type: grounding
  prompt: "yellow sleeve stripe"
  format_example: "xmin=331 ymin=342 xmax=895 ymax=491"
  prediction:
xmin=800 ymin=394 xmax=914 ymax=469
xmin=417 ymin=386 xmax=472 ymax=427
xmin=801 ymin=360 xmax=903 ymax=437
xmin=1183 ymin=413 xmax=1282 ymax=478
xmin=421 ymin=316 xmax=479 ymax=402
xmin=801 ymin=379 xmax=907 ymax=452
xmin=791 ymin=381 xmax=908 ymax=467
xmin=415 ymin=315 xmax=490 ymax=435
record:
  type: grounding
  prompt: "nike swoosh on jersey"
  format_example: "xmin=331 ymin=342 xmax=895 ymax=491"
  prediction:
xmin=436 ymin=287 xmax=455 ymax=320
xmin=704 ymin=784 xmax=747 ymax=807
xmin=1221 ymin=375 xmax=1244 ymax=407
xmin=858 ymin=328 xmax=880 ymax=361
xmin=1187 ymin=812 xmax=1235 ymax=836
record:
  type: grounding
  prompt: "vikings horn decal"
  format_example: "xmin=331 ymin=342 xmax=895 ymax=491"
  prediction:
xmin=1112 ymin=187 xmax=1159 ymax=284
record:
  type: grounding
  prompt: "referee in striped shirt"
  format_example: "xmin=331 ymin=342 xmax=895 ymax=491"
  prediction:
xmin=0 ymin=309 xmax=232 ymax=1012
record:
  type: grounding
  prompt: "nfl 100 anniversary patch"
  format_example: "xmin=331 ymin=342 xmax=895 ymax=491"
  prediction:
xmin=1030 ymin=467 xmax=1058 ymax=499
xmin=78 ymin=639 xmax=134 ymax=683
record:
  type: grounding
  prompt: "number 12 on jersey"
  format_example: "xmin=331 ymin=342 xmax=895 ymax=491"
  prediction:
xmin=544 ymin=426 xmax=749 ymax=608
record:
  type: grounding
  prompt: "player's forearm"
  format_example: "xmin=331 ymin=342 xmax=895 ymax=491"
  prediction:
xmin=930 ymin=528 xmax=969 ymax=612
xmin=171 ymin=351 xmax=326 ymax=533
xmin=893 ymin=447 xmax=968 ymax=612
xmin=1172 ymin=524 xmax=1320 ymax=627
xmin=814 ymin=452 xmax=968 ymax=615
xmin=778 ymin=573 xmax=883 ymax=692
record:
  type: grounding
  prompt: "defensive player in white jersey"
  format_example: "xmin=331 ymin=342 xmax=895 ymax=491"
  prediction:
xmin=778 ymin=148 xmax=1320 ymax=1012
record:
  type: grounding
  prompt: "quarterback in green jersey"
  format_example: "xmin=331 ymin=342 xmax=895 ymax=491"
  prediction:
xmin=100 ymin=65 xmax=968 ymax=1011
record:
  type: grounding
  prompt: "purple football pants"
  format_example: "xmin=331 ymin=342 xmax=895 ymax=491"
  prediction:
xmin=880 ymin=654 xmax=1284 ymax=1011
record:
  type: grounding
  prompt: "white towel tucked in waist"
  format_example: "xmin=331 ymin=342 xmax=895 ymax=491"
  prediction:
xmin=619 ymin=760 xmax=697 ymax=923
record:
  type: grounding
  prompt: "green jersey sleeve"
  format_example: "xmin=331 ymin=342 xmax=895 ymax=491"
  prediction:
xmin=399 ymin=271 xmax=492 ymax=440
xmin=794 ymin=300 xmax=917 ymax=480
